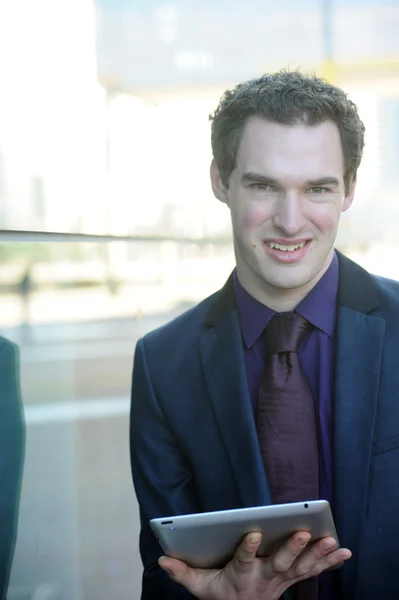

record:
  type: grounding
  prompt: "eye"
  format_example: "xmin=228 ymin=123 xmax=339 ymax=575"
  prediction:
xmin=251 ymin=183 xmax=276 ymax=192
xmin=308 ymin=187 xmax=328 ymax=194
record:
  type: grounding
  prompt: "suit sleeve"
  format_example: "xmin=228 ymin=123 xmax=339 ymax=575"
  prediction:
xmin=0 ymin=339 xmax=25 ymax=598
xmin=130 ymin=338 xmax=199 ymax=600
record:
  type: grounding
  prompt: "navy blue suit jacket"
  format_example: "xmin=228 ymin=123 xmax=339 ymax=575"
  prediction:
xmin=0 ymin=337 xmax=25 ymax=598
xmin=130 ymin=252 xmax=399 ymax=599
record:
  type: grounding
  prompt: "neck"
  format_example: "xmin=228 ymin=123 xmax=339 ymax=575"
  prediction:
xmin=236 ymin=251 xmax=334 ymax=312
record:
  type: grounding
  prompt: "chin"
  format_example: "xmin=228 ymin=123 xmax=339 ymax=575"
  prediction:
xmin=261 ymin=269 xmax=315 ymax=291
xmin=268 ymin=278 xmax=312 ymax=291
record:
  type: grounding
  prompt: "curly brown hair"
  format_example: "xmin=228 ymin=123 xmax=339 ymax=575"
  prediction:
xmin=209 ymin=70 xmax=365 ymax=195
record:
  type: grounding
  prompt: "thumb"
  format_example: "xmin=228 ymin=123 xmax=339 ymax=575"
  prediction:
xmin=158 ymin=555 xmax=195 ymax=585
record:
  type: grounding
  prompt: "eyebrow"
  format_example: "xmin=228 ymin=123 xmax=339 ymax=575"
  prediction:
xmin=241 ymin=172 xmax=341 ymax=187
xmin=305 ymin=177 xmax=340 ymax=187
xmin=241 ymin=172 xmax=279 ymax=185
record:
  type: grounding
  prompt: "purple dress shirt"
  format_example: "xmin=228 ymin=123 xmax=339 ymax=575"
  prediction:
xmin=233 ymin=252 xmax=340 ymax=600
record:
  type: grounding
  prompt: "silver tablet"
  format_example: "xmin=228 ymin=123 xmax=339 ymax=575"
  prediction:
xmin=150 ymin=500 xmax=339 ymax=568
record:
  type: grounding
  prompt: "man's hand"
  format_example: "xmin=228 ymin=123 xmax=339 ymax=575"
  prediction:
xmin=158 ymin=531 xmax=351 ymax=600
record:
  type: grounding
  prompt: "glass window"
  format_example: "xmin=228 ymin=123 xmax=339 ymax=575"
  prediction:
xmin=0 ymin=1 xmax=398 ymax=598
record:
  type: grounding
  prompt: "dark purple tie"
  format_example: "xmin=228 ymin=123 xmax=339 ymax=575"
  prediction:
xmin=257 ymin=312 xmax=319 ymax=600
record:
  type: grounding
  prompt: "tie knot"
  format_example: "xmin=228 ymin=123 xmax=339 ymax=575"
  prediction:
xmin=263 ymin=312 xmax=311 ymax=355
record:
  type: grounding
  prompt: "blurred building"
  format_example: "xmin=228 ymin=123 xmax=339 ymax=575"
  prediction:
xmin=95 ymin=0 xmax=399 ymax=90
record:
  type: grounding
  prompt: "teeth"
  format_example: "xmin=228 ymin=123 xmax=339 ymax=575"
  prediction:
xmin=268 ymin=241 xmax=306 ymax=252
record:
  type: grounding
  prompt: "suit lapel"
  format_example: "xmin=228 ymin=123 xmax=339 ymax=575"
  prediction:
xmin=199 ymin=276 xmax=270 ymax=508
xmin=334 ymin=253 xmax=385 ymax=596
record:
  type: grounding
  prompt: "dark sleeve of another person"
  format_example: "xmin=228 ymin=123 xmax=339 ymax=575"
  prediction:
xmin=0 ymin=337 xmax=25 ymax=598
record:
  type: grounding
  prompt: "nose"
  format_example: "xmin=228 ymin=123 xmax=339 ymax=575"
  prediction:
xmin=272 ymin=192 xmax=307 ymax=235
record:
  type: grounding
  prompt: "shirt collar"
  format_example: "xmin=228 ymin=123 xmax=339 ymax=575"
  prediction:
xmin=233 ymin=252 xmax=339 ymax=349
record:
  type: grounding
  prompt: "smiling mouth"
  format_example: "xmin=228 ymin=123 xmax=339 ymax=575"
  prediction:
xmin=265 ymin=241 xmax=309 ymax=252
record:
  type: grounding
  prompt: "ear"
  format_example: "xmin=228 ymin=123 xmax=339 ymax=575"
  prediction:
xmin=342 ymin=178 xmax=356 ymax=212
xmin=210 ymin=159 xmax=229 ymax=205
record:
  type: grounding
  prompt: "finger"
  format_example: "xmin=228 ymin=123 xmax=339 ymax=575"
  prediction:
xmin=232 ymin=532 xmax=262 ymax=574
xmin=292 ymin=536 xmax=351 ymax=579
xmin=309 ymin=548 xmax=352 ymax=577
xmin=291 ymin=536 xmax=336 ymax=577
xmin=267 ymin=531 xmax=312 ymax=576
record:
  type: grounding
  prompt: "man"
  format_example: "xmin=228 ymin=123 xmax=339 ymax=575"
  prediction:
xmin=130 ymin=71 xmax=399 ymax=599
xmin=0 ymin=336 xmax=25 ymax=598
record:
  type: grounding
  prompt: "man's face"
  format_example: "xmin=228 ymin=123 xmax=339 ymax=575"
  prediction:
xmin=211 ymin=117 xmax=356 ymax=303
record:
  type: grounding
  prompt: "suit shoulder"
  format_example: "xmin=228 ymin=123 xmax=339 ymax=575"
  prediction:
xmin=371 ymin=275 xmax=399 ymax=330
xmin=372 ymin=274 xmax=399 ymax=315
xmin=141 ymin=290 xmax=218 ymax=349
